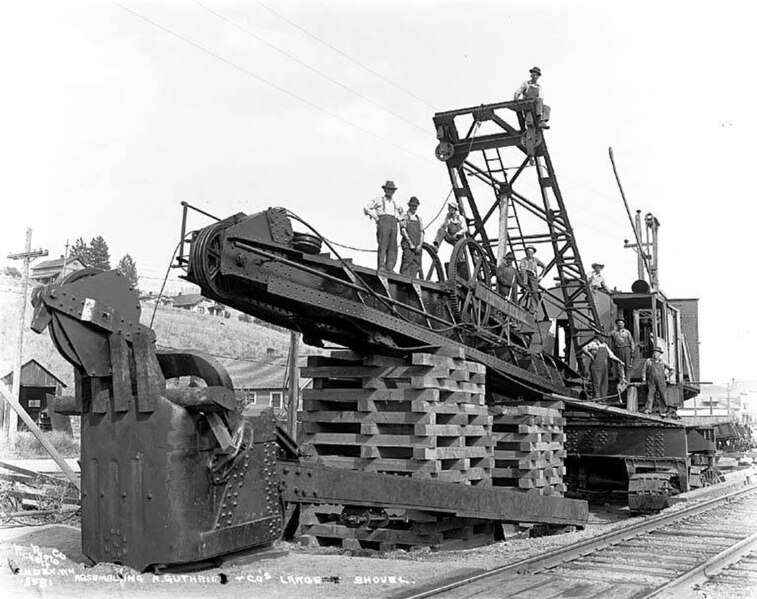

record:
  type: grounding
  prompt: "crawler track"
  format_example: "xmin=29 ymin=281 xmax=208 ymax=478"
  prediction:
xmin=397 ymin=484 xmax=757 ymax=599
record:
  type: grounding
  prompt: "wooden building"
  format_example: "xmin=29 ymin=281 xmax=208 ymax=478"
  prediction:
xmin=221 ymin=357 xmax=311 ymax=413
xmin=171 ymin=293 xmax=227 ymax=317
xmin=1 ymin=359 xmax=70 ymax=432
xmin=30 ymin=257 xmax=86 ymax=284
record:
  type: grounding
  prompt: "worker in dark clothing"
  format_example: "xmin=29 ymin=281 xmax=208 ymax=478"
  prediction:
xmin=364 ymin=180 xmax=403 ymax=271
xmin=642 ymin=347 xmax=674 ymax=415
xmin=582 ymin=338 xmax=625 ymax=400
xmin=609 ymin=318 xmax=634 ymax=378
xmin=496 ymin=252 xmax=519 ymax=300
xmin=399 ymin=196 xmax=424 ymax=277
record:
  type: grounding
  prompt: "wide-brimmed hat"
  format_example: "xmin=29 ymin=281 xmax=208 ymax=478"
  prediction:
xmin=382 ymin=180 xmax=398 ymax=190
xmin=615 ymin=318 xmax=625 ymax=324
xmin=591 ymin=262 xmax=605 ymax=269
xmin=530 ymin=66 xmax=542 ymax=76
xmin=448 ymin=202 xmax=458 ymax=210
xmin=653 ymin=346 xmax=663 ymax=354
xmin=525 ymin=245 xmax=536 ymax=253
xmin=504 ymin=252 xmax=515 ymax=260
xmin=408 ymin=196 xmax=420 ymax=206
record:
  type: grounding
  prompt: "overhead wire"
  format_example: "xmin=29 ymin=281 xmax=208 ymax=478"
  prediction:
xmin=253 ymin=0 xmax=438 ymax=111
xmin=112 ymin=1 xmax=435 ymax=166
xmin=194 ymin=1 xmax=432 ymax=137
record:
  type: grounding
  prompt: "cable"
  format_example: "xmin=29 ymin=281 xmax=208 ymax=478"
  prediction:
xmin=321 ymin=186 xmax=455 ymax=253
xmin=194 ymin=1 xmax=431 ymax=137
xmin=149 ymin=239 xmax=183 ymax=328
xmin=286 ymin=210 xmax=417 ymax=323
xmin=112 ymin=1 xmax=435 ymax=165
xmin=254 ymin=0 xmax=438 ymax=111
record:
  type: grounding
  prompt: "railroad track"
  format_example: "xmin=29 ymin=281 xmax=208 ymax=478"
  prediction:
xmin=396 ymin=483 xmax=757 ymax=599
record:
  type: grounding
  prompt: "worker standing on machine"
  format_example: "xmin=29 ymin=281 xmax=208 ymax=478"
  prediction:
xmin=610 ymin=318 xmax=634 ymax=378
xmin=519 ymin=246 xmax=545 ymax=312
xmin=642 ymin=347 xmax=674 ymax=416
xmin=399 ymin=196 xmax=424 ymax=277
xmin=364 ymin=180 xmax=403 ymax=272
xmin=583 ymin=337 xmax=625 ymax=400
xmin=496 ymin=252 xmax=519 ymax=300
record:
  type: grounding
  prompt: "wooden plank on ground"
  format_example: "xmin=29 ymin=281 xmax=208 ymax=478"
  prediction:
xmin=0 ymin=382 xmax=81 ymax=492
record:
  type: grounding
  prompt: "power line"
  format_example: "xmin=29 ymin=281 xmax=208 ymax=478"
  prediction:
xmin=194 ymin=1 xmax=432 ymax=137
xmin=254 ymin=0 xmax=438 ymax=111
xmin=112 ymin=1 xmax=435 ymax=165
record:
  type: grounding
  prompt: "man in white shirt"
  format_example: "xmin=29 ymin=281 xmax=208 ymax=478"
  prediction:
xmin=514 ymin=66 xmax=551 ymax=129
xmin=364 ymin=180 xmax=404 ymax=271
xmin=588 ymin=263 xmax=608 ymax=291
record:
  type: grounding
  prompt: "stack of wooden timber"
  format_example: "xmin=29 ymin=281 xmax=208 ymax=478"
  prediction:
xmin=296 ymin=349 xmax=495 ymax=551
xmin=299 ymin=349 xmax=493 ymax=485
xmin=490 ymin=398 xmax=566 ymax=496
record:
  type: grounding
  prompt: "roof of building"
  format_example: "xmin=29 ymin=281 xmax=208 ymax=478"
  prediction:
xmin=1 ymin=359 xmax=67 ymax=388
xmin=171 ymin=293 xmax=208 ymax=308
xmin=219 ymin=356 xmax=309 ymax=390
xmin=31 ymin=257 xmax=85 ymax=271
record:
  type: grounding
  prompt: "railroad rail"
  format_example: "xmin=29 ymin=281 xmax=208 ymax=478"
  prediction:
xmin=396 ymin=482 xmax=757 ymax=599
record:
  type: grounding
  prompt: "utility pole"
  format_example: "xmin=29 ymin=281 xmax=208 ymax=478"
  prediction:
xmin=60 ymin=239 xmax=70 ymax=280
xmin=286 ymin=331 xmax=301 ymax=439
xmin=4 ymin=228 xmax=48 ymax=443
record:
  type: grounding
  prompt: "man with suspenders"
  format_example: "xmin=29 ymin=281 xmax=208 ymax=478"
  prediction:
xmin=364 ymin=180 xmax=404 ymax=272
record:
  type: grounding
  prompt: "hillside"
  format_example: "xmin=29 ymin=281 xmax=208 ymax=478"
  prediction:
xmin=0 ymin=276 xmax=320 ymax=390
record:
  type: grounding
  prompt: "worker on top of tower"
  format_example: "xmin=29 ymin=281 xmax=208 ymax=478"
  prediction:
xmin=365 ymin=180 xmax=404 ymax=272
xmin=514 ymin=66 xmax=551 ymax=129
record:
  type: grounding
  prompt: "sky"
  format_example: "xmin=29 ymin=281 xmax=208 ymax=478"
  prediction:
xmin=1 ymin=0 xmax=755 ymax=383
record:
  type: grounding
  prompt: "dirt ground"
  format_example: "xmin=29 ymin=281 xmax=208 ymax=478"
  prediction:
xmin=2 ymin=468 xmax=755 ymax=599
xmin=0 ymin=504 xmax=636 ymax=599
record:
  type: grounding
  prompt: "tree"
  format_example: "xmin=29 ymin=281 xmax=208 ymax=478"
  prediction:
xmin=2 ymin=266 xmax=22 ymax=278
xmin=88 ymin=236 xmax=111 ymax=270
xmin=70 ymin=237 xmax=91 ymax=266
xmin=116 ymin=254 xmax=139 ymax=291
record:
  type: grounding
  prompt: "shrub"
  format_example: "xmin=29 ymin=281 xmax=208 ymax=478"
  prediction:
xmin=10 ymin=431 xmax=80 ymax=459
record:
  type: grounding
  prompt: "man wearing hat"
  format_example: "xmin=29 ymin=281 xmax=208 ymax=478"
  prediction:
xmin=588 ymin=262 xmax=608 ymax=291
xmin=582 ymin=336 xmax=626 ymax=400
xmin=642 ymin=347 xmax=674 ymax=415
xmin=364 ymin=180 xmax=404 ymax=271
xmin=432 ymin=201 xmax=466 ymax=250
xmin=496 ymin=252 xmax=519 ymax=300
xmin=399 ymin=196 xmax=424 ymax=277
xmin=610 ymin=318 xmax=634 ymax=378
xmin=519 ymin=246 xmax=545 ymax=312
xmin=513 ymin=67 xmax=551 ymax=129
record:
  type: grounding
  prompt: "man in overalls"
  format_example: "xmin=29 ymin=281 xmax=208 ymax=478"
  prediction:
xmin=583 ymin=337 xmax=625 ymax=400
xmin=642 ymin=347 xmax=674 ymax=415
xmin=496 ymin=252 xmax=519 ymax=300
xmin=399 ymin=196 xmax=424 ymax=277
xmin=610 ymin=318 xmax=634 ymax=379
xmin=364 ymin=180 xmax=403 ymax=271
xmin=432 ymin=201 xmax=465 ymax=250
xmin=513 ymin=66 xmax=551 ymax=129
xmin=519 ymin=246 xmax=545 ymax=313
